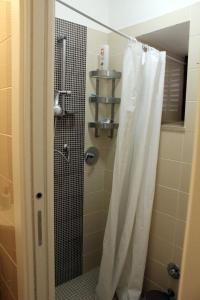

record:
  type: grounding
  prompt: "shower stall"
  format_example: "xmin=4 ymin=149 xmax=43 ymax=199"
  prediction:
xmin=49 ymin=2 xmax=191 ymax=300
xmin=53 ymin=6 xmax=123 ymax=298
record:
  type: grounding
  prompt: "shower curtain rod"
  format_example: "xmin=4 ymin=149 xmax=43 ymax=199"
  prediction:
xmin=56 ymin=0 xmax=187 ymax=66
xmin=56 ymin=0 xmax=133 ymax=41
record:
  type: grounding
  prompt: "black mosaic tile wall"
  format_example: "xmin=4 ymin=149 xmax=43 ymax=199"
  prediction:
xmin=54 ymin=18 xmax=87 ymax=286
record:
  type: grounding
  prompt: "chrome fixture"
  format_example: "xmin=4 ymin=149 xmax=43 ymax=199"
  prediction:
xmin=63 ymin=143 xmax=70 ymax=163
xmin=85 ymin=147 xmax=99 ymax=165
xmin=54 ymin=91 xmax=62 ymax=117
xmin=56 ymin=36 xmax=73 ymax=116
xmin=59 ymin=36 xmax=67 ymax=116
xmin=89 ymin=69 xmax=121 ymax=138
xmin=54 ymin=90 xmax=72 ymax=117
xmin=56 ymin=0 xmax=133 ymax=41
xmin=54 ymin=143 xmax=70 ymax=164
xmin=167 ymin=263 xmax=180 ymax=279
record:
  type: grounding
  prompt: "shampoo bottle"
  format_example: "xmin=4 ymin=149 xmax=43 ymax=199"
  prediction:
xmin=99 ymin=44 xmax=109 ymax=70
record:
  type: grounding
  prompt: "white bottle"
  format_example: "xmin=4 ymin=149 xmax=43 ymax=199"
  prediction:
xmin=99 ymin=44 xmax=109 ymax=70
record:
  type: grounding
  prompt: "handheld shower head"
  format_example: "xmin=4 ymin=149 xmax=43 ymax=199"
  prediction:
xmin=54 ymin=91 xmax=62 ymax=117
xmin=54 ymin=105 xmax=62 ymax=117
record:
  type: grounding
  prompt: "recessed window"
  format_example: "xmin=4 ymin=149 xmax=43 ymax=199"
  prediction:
xmin=138 ymin=22 xmax=190 ymax=125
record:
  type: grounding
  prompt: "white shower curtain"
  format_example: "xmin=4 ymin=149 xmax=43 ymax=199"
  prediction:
xmin=96 ymin=41 xmax=166 ymax=300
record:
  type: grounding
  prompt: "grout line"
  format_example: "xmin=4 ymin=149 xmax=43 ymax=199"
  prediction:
xmin=0 ymin=212 xmax=15 ymax=226
xmin=159 ymin=157 xmax=192 ymax=164
xmin=83 ymin=248 xmax=102 ymax=257
xmin=149 ymin=257 xmax=168 ymax=268
xmin=0 ymin=173 xmax=12 ymax=184
xmin=83 ymin=209 xmax=107 ymax=217
xmin=144 ymin=277 xmax=164 ymax=291
xmin=84 ymin=230 xmax=105 ymax=238
xmin=0 ymin=132 xmax=12 ymax=138
xmin=0 ymin=86 xmax=12 ymax=92
xmin=0 ymin=35 xmax=12 ymax=44
xmin=157 ymin=183 xmax=189 ymax=194
xmin=84 ymin=189 xmax=105 ymax=196
xmin=0 ymin=244 xmax=17 ymax=267
xmin=0 ymin=274 xmax=17 ymax=300
xmin=153 ymin=208 xmax=187 ymax=223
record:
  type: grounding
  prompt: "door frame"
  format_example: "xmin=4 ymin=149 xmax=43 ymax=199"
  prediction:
xmin=12 ymin=0 xmax=55 ymax=299
xmin=15 ymin=0 xmax=200 ymax=299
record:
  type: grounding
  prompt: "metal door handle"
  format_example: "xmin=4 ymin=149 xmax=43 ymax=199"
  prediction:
xmin=37 ymin=211 xmax=42 ymax=246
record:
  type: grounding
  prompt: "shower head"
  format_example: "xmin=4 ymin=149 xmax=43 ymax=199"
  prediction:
xmin=54 ymin=91 xmax=62 ymax=117
xmin=54 ymin=104 xmax=62 ymax=117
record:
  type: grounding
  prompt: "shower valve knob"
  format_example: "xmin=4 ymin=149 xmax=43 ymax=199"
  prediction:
xmin=85 ymin=147 xmax=99 ymax=165
xmin=167 ymin=263 xmax=180 ymax=279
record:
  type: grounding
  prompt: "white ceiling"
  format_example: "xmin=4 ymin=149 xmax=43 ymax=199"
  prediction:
xmin=108 ymin=0 xmax=198 ymax=29
xmin=138 ymin=22 xmax=190 ymax=57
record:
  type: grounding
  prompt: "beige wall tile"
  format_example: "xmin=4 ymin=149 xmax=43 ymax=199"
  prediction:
xmin=87 ymin=28 xmax=108 ymax=55
xmin=145 ymin=259 xmax=169 ymax=290
xmin=179 ymin=163 xmax=191 ymax=193
xmin=188 ymin=35 xmax=200 ymax=69
xmin=0 ymin=88 xmax=11 ymax=135
xmin=143 ymin=277 xmax=162 ymax=292
xmin=84 ymin=167 xmax=104 ymax=194
xmin=186 ymin=69 xmax=200 ymax=101
xmin=173 ymin=246 xmax=183 ymax=266
xmin=181 ymin=131 xmax=194 ymax=163
xmin=83 ymin=231 xmax=104 ymax=255
xmin=159 ymin=131 xmax=183 ymax=161
xmin=101 ymin=146 xmax=116 ymax=171
xmin=85 ymin=128 xmax=116 ymax=150
xmin=148 ymin=235 xmax=173 ymax=265
xmin=86 ymin=54 xmax=99 ymax=70
xmin=177 ymin=192 xmax=188 ymax=221
xmin=104 ymin=170 xmax=113 ymax=193
xmin=0 ymin=224 xmax=16 ymax=263
xmin=110 ymin=54 xmax=123 ymax=72
xmin=0 ymin=135 xmax=12 ymax=180
xmin=154 ymin=185 xmax=178 ymax=217
xmin=108 ymin=33 xmax=127 ymax=56
xmin=0 ymin=175 xmax=13 ymax=211
xmin=0 ymin=2 xmax=16 ymax=299
xmin=83 ymin=211 xmax=106 ymax=235
xmin=184 ymin=101 xmax=198 ymax=132
xmin=84 ymin=190 xmax=105 ymax=214
xmin=85 ymin=74 xmax=96 ymax=96
xmin=168 ymin=277 xmax=179 ymax=298
xmin=0 ymin=277 xmax=16 ymax=300
xmin=0 ymin=246 xmax=18 ymax=297
xmin=157 ymin=159 xmax=181 ymax=189
xmin=0 ymin=38 xmax=11 ymax=89
xmin=0 ymin=1 xmax=11 ymax=43
xmin=83 ymin=250 xmax=102 ymax=273
xmin=174 ymin=220 xmax=186 ymax=248
xmin=103 ymin=190 xmax=111 ymax=210
xmin=150 ymin=211 xmax=176 ymax=243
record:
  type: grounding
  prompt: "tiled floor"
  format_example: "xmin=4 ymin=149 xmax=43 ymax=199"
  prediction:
xmin=56 ymin=269 xmax=99 ymax=300
xmin=56 ymin=268 xmax=118 ymax=300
